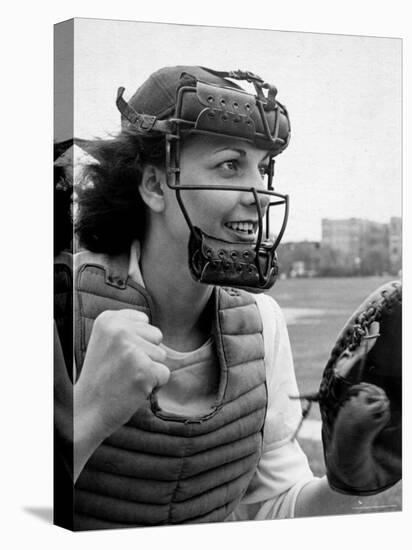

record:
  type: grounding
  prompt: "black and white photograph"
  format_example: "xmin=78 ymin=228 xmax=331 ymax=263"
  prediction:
xmin=53 ymin=17 xmax=402 ymax=531
xmin=2 ymin=2 xmax=409 ymax=549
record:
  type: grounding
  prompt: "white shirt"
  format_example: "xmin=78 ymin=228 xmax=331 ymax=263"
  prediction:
xmin=128 ymin=241 xmax=315 ymax=519
xmin=157 ymin=338 xmax=219 ymax=416
xmin=229 ymin=292 xmax=314 ymax=520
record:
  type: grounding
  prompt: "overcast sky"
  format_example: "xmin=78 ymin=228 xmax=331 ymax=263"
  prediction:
xmin=60 ymin=18 xmax=402 ymax=242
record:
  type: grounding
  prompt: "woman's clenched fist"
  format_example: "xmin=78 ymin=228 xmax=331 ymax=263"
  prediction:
xmin=73 ymin=309 xmax=170 ymax=480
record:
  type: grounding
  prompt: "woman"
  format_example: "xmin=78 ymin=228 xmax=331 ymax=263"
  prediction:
xmin=55 ymin=66 xmax=397 ymax=530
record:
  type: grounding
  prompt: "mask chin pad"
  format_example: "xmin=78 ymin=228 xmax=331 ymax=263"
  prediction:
xmin=188 ymin=228 xmax=279 ymax=293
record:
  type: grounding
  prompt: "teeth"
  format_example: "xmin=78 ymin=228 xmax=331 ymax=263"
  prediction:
xmin=226 ymin=221 xmax=255 ymax=234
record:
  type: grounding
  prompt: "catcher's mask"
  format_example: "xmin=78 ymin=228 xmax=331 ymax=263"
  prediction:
xmin=116 ymin=66 xmax=290 ymax=292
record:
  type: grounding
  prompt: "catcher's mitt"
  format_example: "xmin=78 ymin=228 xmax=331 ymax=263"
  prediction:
xmin=292 ymin=281 xmax=402 ymax=495
xmin=317 ymin=280 xmax=402 ymax=495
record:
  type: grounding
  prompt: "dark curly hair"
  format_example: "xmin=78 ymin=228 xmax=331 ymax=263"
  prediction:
xmin=75 ymin=129 xmax=166 ymax=254
xmin=54 ymin=139 xmax=75 ymax=256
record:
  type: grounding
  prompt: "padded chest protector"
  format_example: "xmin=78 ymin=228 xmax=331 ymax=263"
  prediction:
xmin=54 ymin=251 xmax=74 ymax=380
xmin=74 ymin=251 xmax=268 ymax=530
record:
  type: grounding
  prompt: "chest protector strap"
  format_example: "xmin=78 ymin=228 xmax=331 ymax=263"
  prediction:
xmin=73 ymin=250 xmax=268 ymax=529
xmin=54 ymin=251 xmax=74 ymax=380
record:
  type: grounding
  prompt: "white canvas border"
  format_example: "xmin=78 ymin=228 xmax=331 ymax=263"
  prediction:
xmin=1 ymin=1 xmax=410 ymax=549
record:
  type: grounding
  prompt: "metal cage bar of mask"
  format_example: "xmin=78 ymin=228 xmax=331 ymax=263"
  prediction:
xmin=116 ymin=70 xmax=291 ymax=288
xmin=165 ymin=136 xmax=289 ymax=285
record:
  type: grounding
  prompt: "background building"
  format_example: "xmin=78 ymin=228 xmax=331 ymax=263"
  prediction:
xmin=321 ymin=217 xmax=400 ymax=276
xmin=278 ymin=217 xmax=401 ymax=277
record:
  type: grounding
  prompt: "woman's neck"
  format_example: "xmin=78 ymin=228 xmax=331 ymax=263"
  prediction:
xmin=139 ymin=234 xmax=214 ymax=352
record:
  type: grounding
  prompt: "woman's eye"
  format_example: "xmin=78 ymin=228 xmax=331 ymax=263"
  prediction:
xmin=216 ymin=160 xmax=268 ymax=179
xmin=218 ymin=160 xmax=238 ymax=175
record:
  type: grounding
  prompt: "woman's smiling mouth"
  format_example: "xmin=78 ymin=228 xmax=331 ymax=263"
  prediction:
xmin=224 ymin=221 xmax=258 ymax=240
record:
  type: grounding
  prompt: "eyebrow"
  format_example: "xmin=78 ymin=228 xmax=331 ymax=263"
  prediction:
xmin=213 ymin=147 xmax=270 ymax=162
xmin=213 ymin=147 xmax=245 ymax=156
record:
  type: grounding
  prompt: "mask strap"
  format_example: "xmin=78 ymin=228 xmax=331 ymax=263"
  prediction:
xmin=116 ymin=87 xmax=173 ymax=134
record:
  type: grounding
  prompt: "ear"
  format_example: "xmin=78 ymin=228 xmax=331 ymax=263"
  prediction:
xmin=138 ymin=165 xmax=166 ymax=213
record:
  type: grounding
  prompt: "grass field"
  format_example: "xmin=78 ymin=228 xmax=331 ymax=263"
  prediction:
xmin=268 ymin=276 xmax=402 ymax=514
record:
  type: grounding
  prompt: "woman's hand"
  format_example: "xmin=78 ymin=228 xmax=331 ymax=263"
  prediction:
xmin=74 ymin=309 xmax=170 ymax=480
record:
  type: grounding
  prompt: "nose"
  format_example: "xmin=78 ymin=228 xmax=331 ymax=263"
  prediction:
xmin=256 ymin=191 xmax=270 ymax=212
xmin=239 ymin=178 xmax=270 ymax=213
